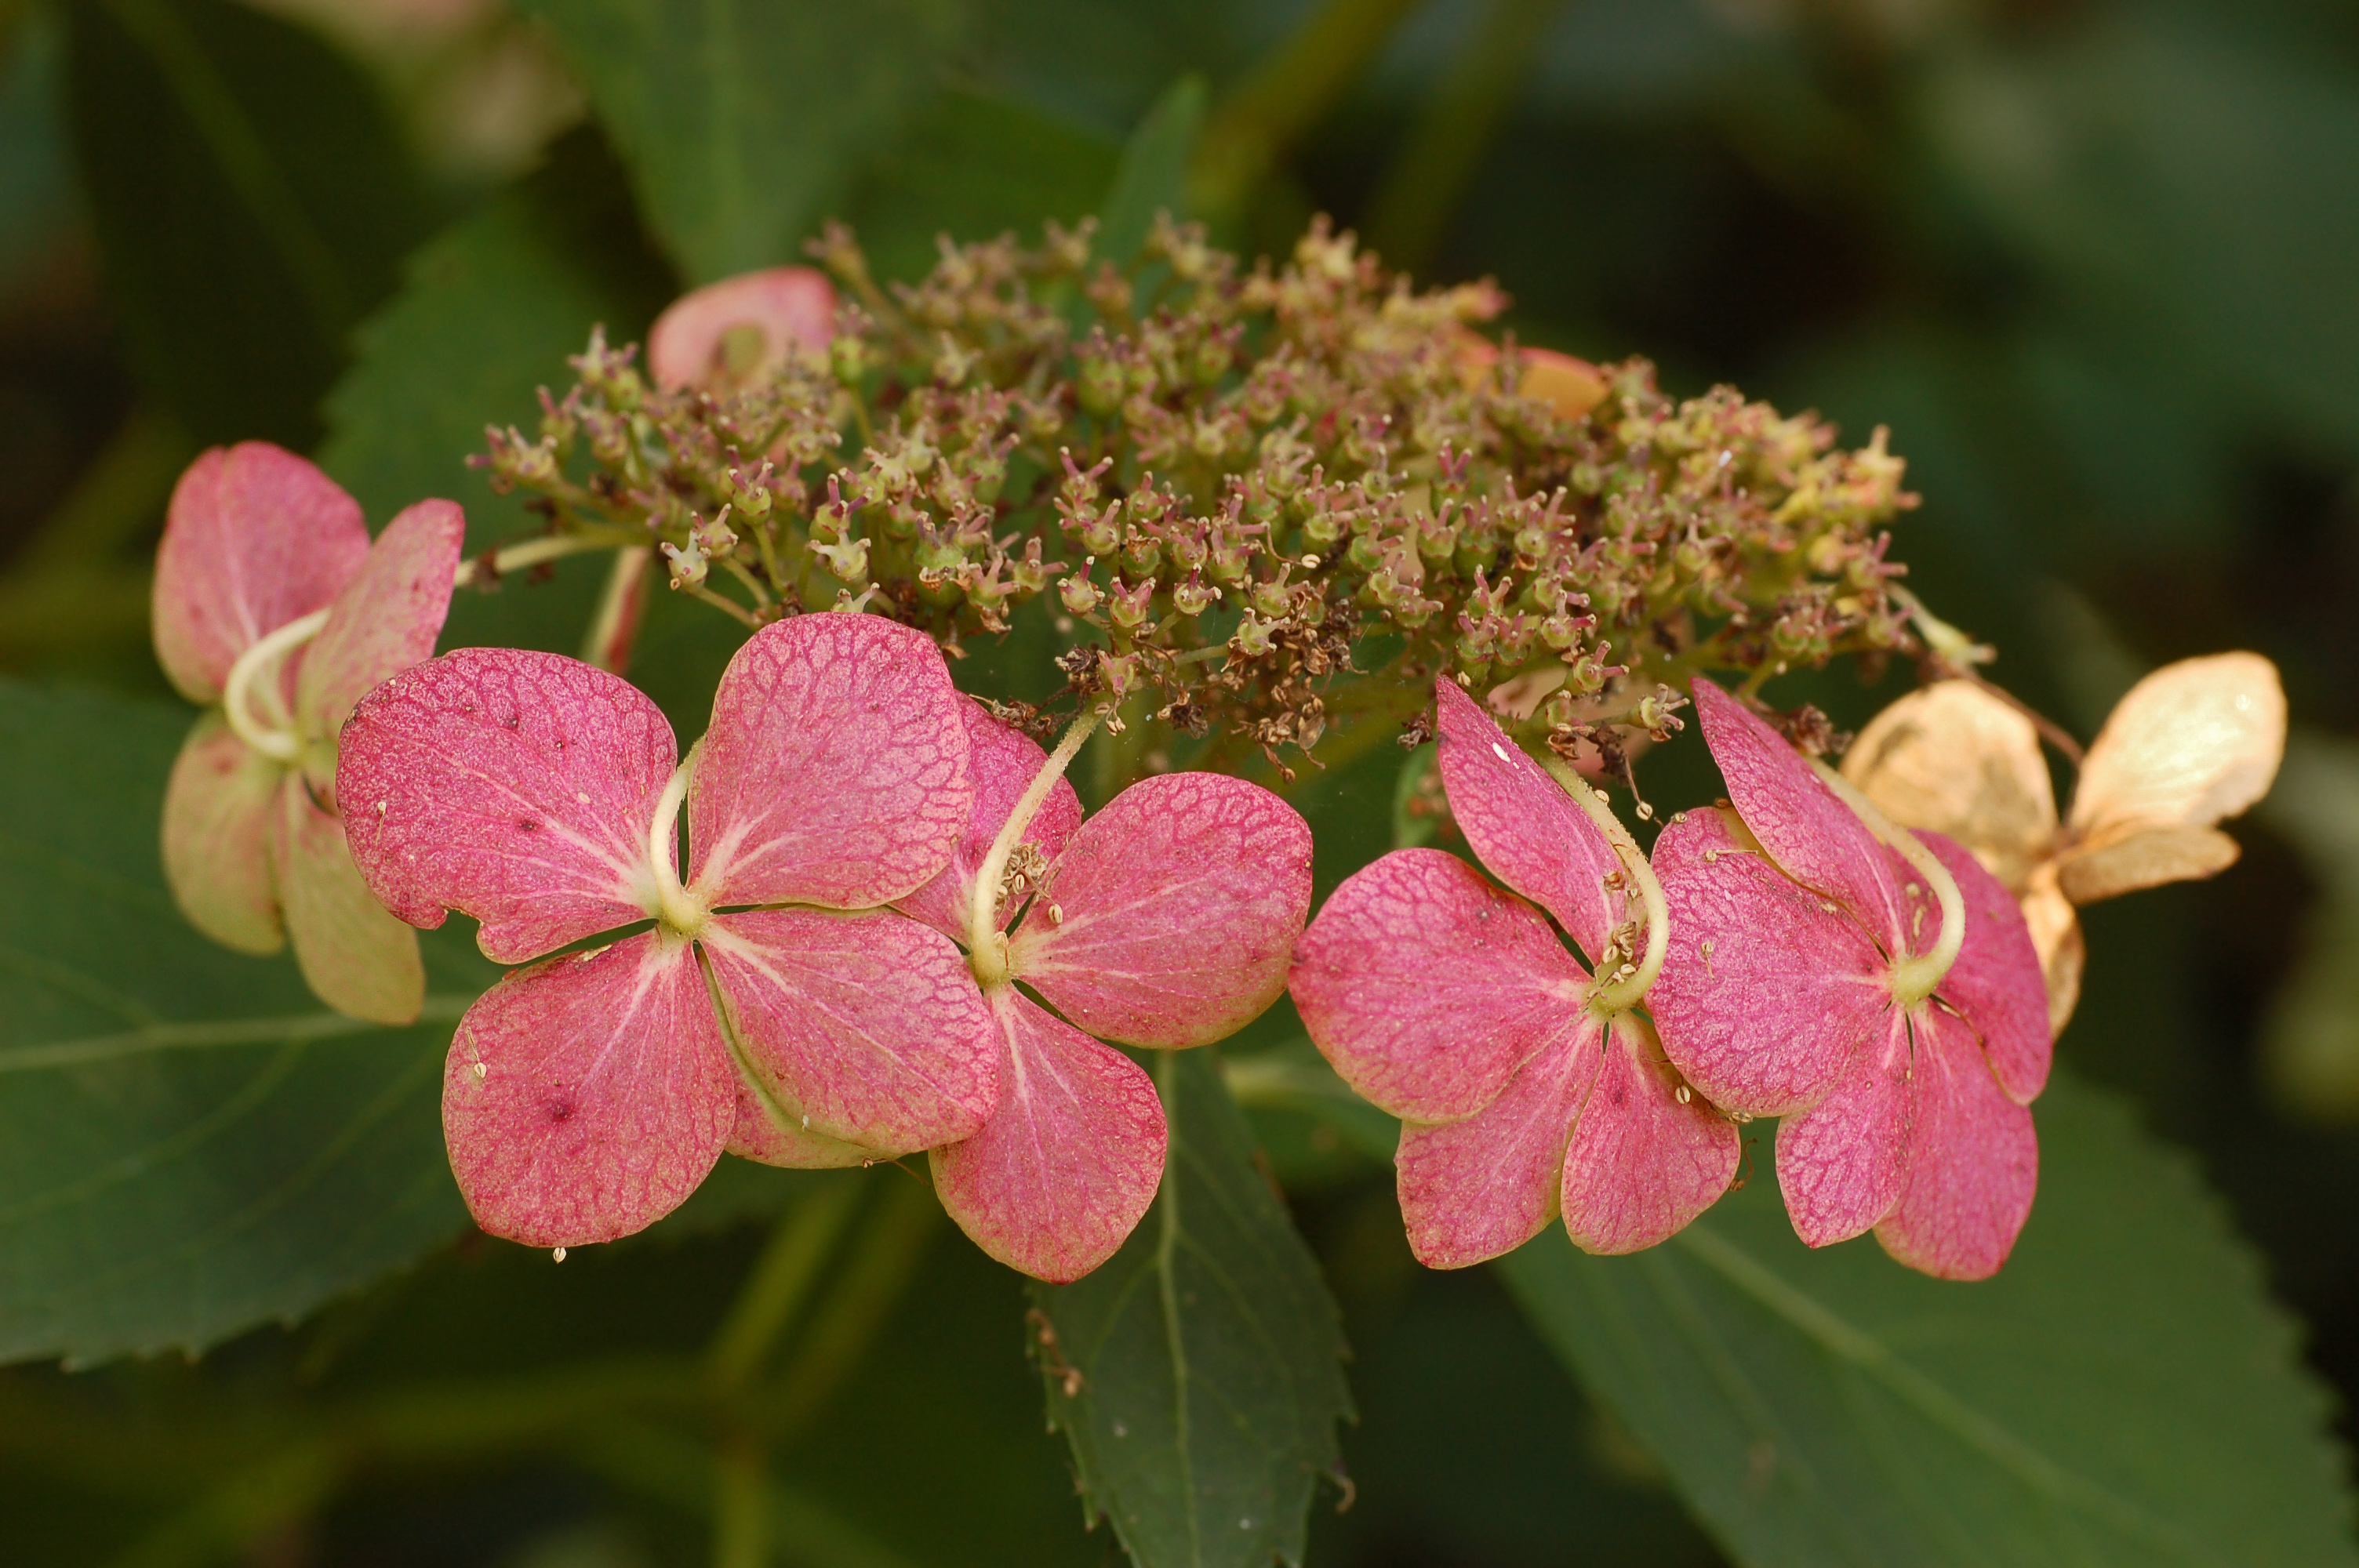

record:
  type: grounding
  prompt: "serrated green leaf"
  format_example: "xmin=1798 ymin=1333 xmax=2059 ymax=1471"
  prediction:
xmin=1028 ymin=1047 xmax=1352 ymax=1568
xmin=0 ymin=681 xmax=487 ymax=1367
xmin=1499 ymin=1069 xmax=2359 ymax=1568
xmin=517 ymin=0 xmax=964 ymax=283
xmin=62 ymin=0 xmax=432 ymax=447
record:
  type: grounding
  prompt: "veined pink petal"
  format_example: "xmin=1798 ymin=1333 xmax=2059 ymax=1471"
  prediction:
xmin=152 ymin=443 xmax=370 ymax=704
xmin=1394 ymin=1016 xmax=1601 ymax=1269
xmin=339 ymin=649 xmax=676 ymax=964
xmin=296 ymin=499 xmax=466 ymax=741
xmin=161 ymin=713 xmax=284 ymax=955
xmin=1690 ymin=679 xmax=1912 ymax=949
xmin=647 ymin=267 xmax=837 ymax=391
xmin=1876 ymin=1006 xmax=2038 ymax=1280
xmin=1009 ymin=773 xmax=1312 ymax=1049
xmin=930 ymin=989 xmax=1166 ymax=1283
xmin=1648 ymin=808 xmax=1891 ymax=1115
xmin=894 ymin=701 xmax=1084 ymax=943
xmin=444 ymin=931 xmax=735 ymax=1247
xmin=702 ymin=908 xmax=998 ymax=1155
xmin=1434 ymin=677 xmax=1627 ymax=960
xmin=1921 ymin=832 xmax=2052 ymax=1105
xmin=1560 ymin=1014 xmax=1740 ymax=1254
xmin=1773 ymin=1010 xmax=1914 ymax=1247
xmin=727 ymin=1079 xmax=879 ymax=1170
xmin=1291 ymin=848 xmax=1589 ymax=1123
xmin=270 ymin=775 xmax=423 ymax=1025
xmin=689 ymin=615 xmax=970 ymax=909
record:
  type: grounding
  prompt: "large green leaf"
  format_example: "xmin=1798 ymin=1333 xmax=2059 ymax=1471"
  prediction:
xmin=1027 ymin=1048 xmax=1353 ymax=1568
xmin=0 ymin=681 xmax=486 ymax=1366
xmin=1500 ymin=1070 xmax=2359 ymax=1568
xmin=63 ymin=0 xmax=432 ymax=447
xmin=517 ymin=0 xmax=964 ymax=283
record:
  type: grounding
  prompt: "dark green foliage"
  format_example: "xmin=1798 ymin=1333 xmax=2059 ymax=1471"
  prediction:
xmin=1029 ymin=1049 xmax=1353 ymax=1568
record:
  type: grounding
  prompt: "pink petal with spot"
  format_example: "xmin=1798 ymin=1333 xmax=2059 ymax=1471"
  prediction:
xmin=270 ymin=775 xmax=423 ymax=1025
xmin=726 ymin=1079 xmax=879 ymax=1170
xmin=689 ymin=615 xmax=969 ymax=909
xmin=1920 ymin=832 xmax=2052 ymax=1104
xmin=296 ymin=499 xmax=465 ymax=739
xmin=647 ymin=267 xmax=838 ymax=391
xmin=1291 ymin=848 xmax=1589 ymax=1123
xmin=702 ymin=907 xmax=998 ymax=1155
xmin=1773 ymin=1010 xmax=1914 ymax=1247
xmin=1434 ymin=677 xmax=1627 ymax=960
xmin=930 ymin=989 xmax=1166 ymax=1283
xmin=1394 ymin=1016 xmax=1600 ymax=1269
xmin=1560 ymin=1014 xmax=1740 ymax=1254
xmin=1690 ymin=679 xmax=1911 ymax=947
xmin=161 ymin=713 xmax=284 ymax=955
xmin=1648 ymin=808 xmax=1891 ymax=1115
xmin=152 ymin=443 xmax=370 ymax=704
xmin=1009 ymin=772 xmax=1312 ymax=1049
xmin=894 ymin=701 xmax=1084 ymax=942
xmin=1876 ymin=1005 xmax=2038 ymax=1279
xmin=339 ymin=649 xmax=675 ymax=963
xmin=444 ymin=931 xmax=734 ymax=1247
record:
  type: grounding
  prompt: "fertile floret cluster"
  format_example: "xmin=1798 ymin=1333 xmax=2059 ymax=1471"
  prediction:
xmin=479 ymin=217 xmax=1918 ymax=771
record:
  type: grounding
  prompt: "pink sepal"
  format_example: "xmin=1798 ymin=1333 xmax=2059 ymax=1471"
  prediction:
xmin=1689 ymin=679 xmax=1912 ymax=947
xmin=1434 ymin=678 xmax=1626 ymax=960
xmin=1875 ymin=1007 xmax=2039 ymax=1279
xmin=1291 ymin=848 xmax=1589 ymax=1123
xmin=296 ymin=498 xmax=466 ymax=740
xmin=1394 ymin=1017 xmax=1600 ymax=1269
xmin=701 ymin=907 xmax=997 ymax=1156
xmin=1648 ymin=808 xmax=1891 ymax=1115
xmin=1921 ymin=833 xmax=2053 ymax=1105
xmin=443 ymin=931 xmax=735 ymax=1247
xmin=726 ymin=1080 xmax=879 ymax=1170
xmin=338 ymin=648 xmax=676 ymax=964
xmin=1559 ymin=1014 xmax=1740 ymax=1254
xmin=648 ymin=267 xmax=838 ymax=391
xmin=895 ymin=701 xmax=1084 ymax=943
xmin=1773 ymin=1011 xmax=1914 ymax=1247
xmin=688 ymin=615 xmax=969 ymax=910
xmin=929 ymin=989 xmax=1166 ymax=1283
xmin=1009 ymin=772 xmax=1312 ymax=1049
xmin=270 ymin=777 xmax=423 ymax=1025
xmin=152 ymin=443 xmax=369 ymax=705
xmin=161 ymin=713 xmax=285 ymax=956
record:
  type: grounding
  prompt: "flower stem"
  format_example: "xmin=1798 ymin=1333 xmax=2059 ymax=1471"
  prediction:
xmin=1542 ymin=756 xmax=1670 ymax=1017
xmin=648 ymin=744 xmax=708 ymax=937
xmin=452 ymin=530 xmax=631 ymax=587
xmin=1813 ymin=759 xmax=1966 ymax=1007
xmin=222 ymin=608 xmax=330 ymax=761
xmin=968 ymin=706 xmax=1104 ymax=987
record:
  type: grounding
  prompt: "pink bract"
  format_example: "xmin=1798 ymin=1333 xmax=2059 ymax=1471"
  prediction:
xmin=1290 ymin=680 xmax=1738 ymax=1268
xmin=338 ymin=614 xmax=994 ymax=1248
xmin=151 ymin=444 xmax=463 ymax=1025
xmin=646 ymin=267 xmax=838 ymax=391
xmin=903 ymin=704 xmax=1313 ymax=1282
xmin=1647 ymin=678 xmax=2052 ymax=1279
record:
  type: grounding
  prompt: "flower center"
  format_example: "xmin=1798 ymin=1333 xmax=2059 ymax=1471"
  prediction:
xmin=966 ymin=706 xmax=1104 ymax=989
xmin=1539 ymin=753 xmax=1670 ymax=1019
xmin=1812 ymin=760 xmax=1965 ymax=1008
xmin=221 ymin=608 xmax=331 ymax=764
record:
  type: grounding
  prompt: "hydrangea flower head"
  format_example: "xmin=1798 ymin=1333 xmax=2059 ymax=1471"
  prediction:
xmin=898 ymin=706 xmax=1314 ymax=1283
xmin=647 ymin=267 xmax=838 ymax=392
xmin=1648 ymin=679 xmax=2053 ymax=1279
xmin=1842 ymin=656 xmax=2285 ymax=1030
xmin=1290 ymin=680 xmax=1739 ymax=1268
xmin=153 ymin=441 xmax=464 ymax=1024
xmin=336 ymin=613 xmax=993 ymax=1248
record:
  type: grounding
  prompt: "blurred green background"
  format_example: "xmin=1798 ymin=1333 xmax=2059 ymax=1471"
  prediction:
xmin=4 ymin=0 xmax=2359 ymax=1563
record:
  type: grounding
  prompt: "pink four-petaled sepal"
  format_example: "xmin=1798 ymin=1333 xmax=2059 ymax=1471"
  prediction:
xmin=339 ymin=614 xmax=993 ymax=1247
xmin=1290 ymin=681 xmax=1737 ymax=1267
xmin=911 ymin=706 xmax=1312 ymax=1280
xmin=151 ymin=442 xmax=464 ymax=1025
xmin=646 ymin=267 xmax=838 ymax=392
xmin=1648 ymin=677 xmax=2054 ymax=1278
